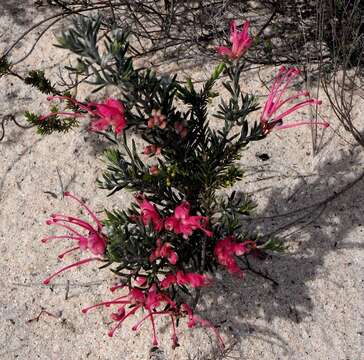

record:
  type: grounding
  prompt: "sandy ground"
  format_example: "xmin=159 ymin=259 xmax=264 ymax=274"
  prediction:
xmin=0 ymin=1 xmax=363 ymax=359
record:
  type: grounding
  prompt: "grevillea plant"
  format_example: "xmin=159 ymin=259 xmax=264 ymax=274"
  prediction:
xmin=35 ymin=16 xmax=329 ymax=349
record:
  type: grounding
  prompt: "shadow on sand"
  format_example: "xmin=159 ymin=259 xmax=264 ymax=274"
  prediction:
xmin=188 ymin=145 xmax=364 ymax=359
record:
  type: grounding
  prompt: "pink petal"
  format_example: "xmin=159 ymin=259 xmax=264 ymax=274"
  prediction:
xmin=174 ymin=201 xmax=190 ymax=220
xmin=90 ymin=118 xmax=110 ymax=132
xmin=216 ymin=46 xmax=233 ymax=58
xmin=105 ymin=98 xmax=124 ymax=113
xmin=274 ymin=98 xmax=322 ymax=121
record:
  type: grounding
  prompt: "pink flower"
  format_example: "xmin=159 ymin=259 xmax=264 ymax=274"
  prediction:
xmin=88 ymin=98 xmax=127 ymax=134
xmin=174 ymin=122 xmax=188 ymax=138
xmin=42 ymin=192 xmax=107 ymax=284
xmin=161 ymin=271 xmax=211 ymax=289
xmin=82 ymin=287 xmax=146 ymax=337
xmin=135 ymin=276 xmax=148 ymax=286
xmin=214 ymin=236 xmax=255 ymax=276
xmin=46 ymin=96 xmax=127 ymax=135
xmin=82 ymin=281 xmax=223 ymax=348
xmin=217 ymin=20 xmax=252 ymax=60
xmin=145 ymin=284 xmax=176 ymax=310
xmin=149 ymin=164 xmax=159 ymax=176
xmin=261 ymin=66 xmax=329 ymax=134
xmin=82 ymin=284 xmax=177 ymax=346
xmin=137 ymin=197 xmax=164 ymax=231
xmin=147 ymin=109 xmax=167 ymax=129
xmin=164 ymin=201 xmax=212 ymax=238
xmin=149 ymin=238 xmax=178 ymax=265
xmin=160 ymin=273 xmax=178 ymax=289
xmin=143 ymin=144 xmax=161 ymax=156
xmin=177 ymin=271 xmax=211 ymax=287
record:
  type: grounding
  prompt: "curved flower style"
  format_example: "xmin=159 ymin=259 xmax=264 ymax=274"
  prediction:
xmin=82 ymin=283 xmax=223 ymax=349
xmin=217 ymin=20 xmax=252 ymax=60
xmin=39 ymin=111 xmax=85 ymax=122
xmin=260 ymin=66 xmax=329 ymax=134
xmin=181 ymin=303 xmax=225 ymax=349
xmin=82 ymin=284 xmax=176 ymax=345
xmin=42 ymin=192 xmax=107 ymax=284
xmin=164 ymin=201 xmax=212 ymax=238
xmin=214 ymin=236 xmax=255 ymax=276
xmin=45 ymin=96 xmax=127 ymax=135
xmin=149 ymin=238 xmax=178 ymax=265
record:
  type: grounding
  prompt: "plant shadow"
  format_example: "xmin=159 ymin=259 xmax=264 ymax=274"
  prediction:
xmin=1 ymin=0 xmax=46 ymax=27
xmin=192 ymin=145 xmax=364 ymax=358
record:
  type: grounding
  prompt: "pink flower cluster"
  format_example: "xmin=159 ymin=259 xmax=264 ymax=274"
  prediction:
xmin=164 ymin=201 xmax=213 ymax=239
xmin=136 ymin=196 xmax=212 ymax=240
xmin=136 ymin=196 xmax=254 ymax=278
xmin=217 ymin=20 xmax=252 ymax=60
xmin=87 ymin=98 xmax=126 ymax=134
xmin=82 ymin=281 xmax=224 ymax=348
xmin=214 ymin=236 xmax=255 ymax=276
xmin=42 ymin=192 xmax=107 ymax=285
xmin=147 ymin=109 xmax=167 ymax=129
xmin=136 ymin=197 xmax=213 ymax=277
xmin=260 ymin=66 xmax=329 ymax=134
xmin=146 ymin=110 xmax=188 ymax=139
xmin=216 ymin=20 xmax=329 ymax=133
xmin=137 ymin=196 xmax=164 ymax=231
xmin=149 ymin=238 xmax=178 ymax=265
xmin=41 ymin=193 xmax=257 ymax=349
xmin=82 ymin=284 xmax=176 ymax=345
xmin=42 ymin=96 xmax=127 ymax=135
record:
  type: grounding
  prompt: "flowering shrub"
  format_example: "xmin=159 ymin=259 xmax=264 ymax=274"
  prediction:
xmin=35 ymin=16 xmax=329 ymax=349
